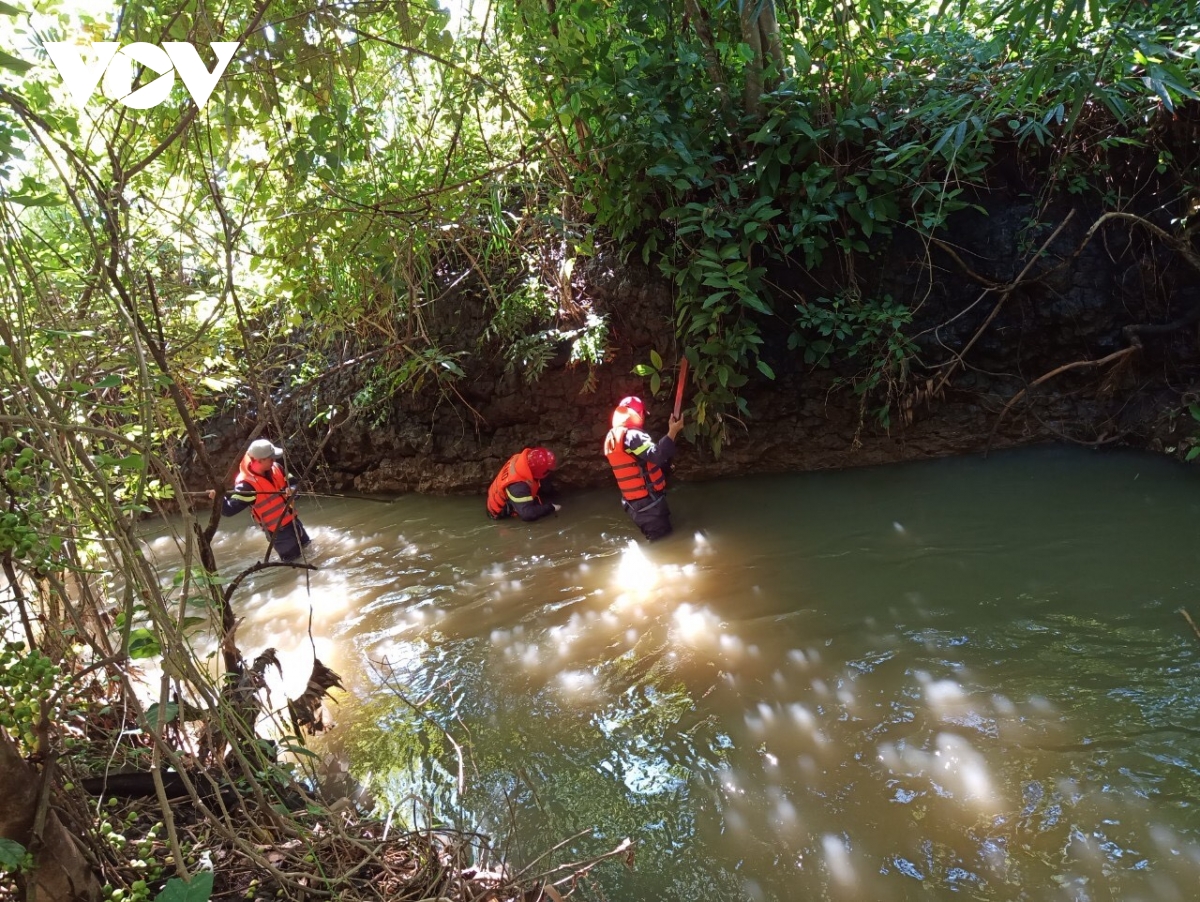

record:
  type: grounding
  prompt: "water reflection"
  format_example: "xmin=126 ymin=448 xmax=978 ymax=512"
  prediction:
xmin=149 ymin=447 xmax=1200 ymax=901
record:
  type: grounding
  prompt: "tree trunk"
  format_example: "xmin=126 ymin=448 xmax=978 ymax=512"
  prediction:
xmin=758 ymin=0 xmax=786 ymax=89
xmin=683 ymin=0 xmax=732 ymax=122
xmin=0 ymin=731 xmax=101 ymax=902
xmin=739 ymin=0 xmax=765 ymax=118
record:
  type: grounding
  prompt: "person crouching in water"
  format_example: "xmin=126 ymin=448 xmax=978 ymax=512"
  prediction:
xmin=208 ymin=438 xmax=311 ymax=561
xmin=604 ymin=396 xmax=683 ymax=540
xmin=486 ymin=446 xmax=561 ymax=521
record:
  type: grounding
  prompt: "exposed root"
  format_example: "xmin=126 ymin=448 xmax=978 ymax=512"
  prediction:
xmin=933 ymin=211 xmax=1076 ymax=397
xmin=927 ymin=236 xmax=1004 ymax=289
xmin=972 ymin=206 xmax=1200 ymax=457
xmin=984 ymin=345 xmax=1139 ymax=455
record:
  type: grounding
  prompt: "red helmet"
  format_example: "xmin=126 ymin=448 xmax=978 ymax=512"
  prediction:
xmin=612 ymin=396 xmax=645 ymax=429
xmin=527 ymin=447 xmax=556 ymax=478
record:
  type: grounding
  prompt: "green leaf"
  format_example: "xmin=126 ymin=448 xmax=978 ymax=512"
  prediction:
xmin=931 ymin=124 xmax=955 ymax=156
xmin=279 ymin=743 xmax=320 ymax=758
xmin=145 ymin=702 xmax=179 ymax=727
xmin=756 ymin=359 xmax=776 ymax=380
xmin=0 ymin=49 xmax=31 ymax=74
xmin=1144 ymin=77 xmax=1173 ymax=113
xmin=155 ymin=871 xmax=214 ymax=902
xmin=1189 ymin=404 xmax=1200 ymax=423
xmin=649 ymin=349 xmax=663 ymax=370
xmin=0 ymin=838 xmax=26 ymax=869
xmin=740 ymin=294 xmax=771 ymax=315
xmin=1186 ymin=447 xmax=1200 ymax=462
xmin=128 ymin=628 xmax=161 ymax=660
xmin=4 ymin=192 xmax=61 ymax=206
xmin=0 ymin=2 xmax=23 ymax=15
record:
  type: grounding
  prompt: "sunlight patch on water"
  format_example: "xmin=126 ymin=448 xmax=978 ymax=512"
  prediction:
xmin=242 ymin=570 xmax=355 ymax=637
xmin=877 ymin=731 xmax=1000 ymax=813
xmin=920 ymin=675 xmax=967 ymax=708
xmin=743 ymin=704 xmax=774 ymax=736
xmin=717 ymin=766 xmax=746 ymax=799
xmin=821 ymin=833 xmax=858 ymax=887
xmin=614 ymin=540 xmax=659 ymax=599
xmin=992 ymin=693 xmax=1017 ymax=715
xmin=671 ymin=603 xmax=721 ymax=646
xmin=718 ymin=633 xmax=746 ymax=664
xmin=787 ymin=648 xmax=810 ymax=668
xmin=766 ymin=786 xmax=802 ymax=835
xmin=556 ymin=668 xmax=599 ymax=699
xmin=146 ymin=530 xmax=186 ymax=558
xmin=784 ymin=703 xmax=828 ymax=748
xmin=548 ymin=610 xmax=593 ymax=658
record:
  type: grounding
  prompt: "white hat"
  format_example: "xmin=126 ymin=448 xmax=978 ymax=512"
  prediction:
xmin=247 ymin=438 xmax=283 ymax=460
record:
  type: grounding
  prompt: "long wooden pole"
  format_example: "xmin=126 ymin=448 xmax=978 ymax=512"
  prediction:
xmin=184 ymin=490 xmax=395 ymax=504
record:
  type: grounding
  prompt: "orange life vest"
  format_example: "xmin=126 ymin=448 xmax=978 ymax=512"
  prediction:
xmin=604 ymin=425 xmax=666 ymax=502
xmin=486 ymin=451 xmax=543 ymax=518
xmin=237 ymin=455 xmax=296 ymax=534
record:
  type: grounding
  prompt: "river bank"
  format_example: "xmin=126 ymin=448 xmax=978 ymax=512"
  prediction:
xmin=188 ymin=195 xmax=1200 ymax=496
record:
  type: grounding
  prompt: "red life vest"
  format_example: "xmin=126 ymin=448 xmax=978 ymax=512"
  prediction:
xmin=486 ymin=451 xmax=543 ymax=518
xmin=237 ymin=455 xmax=296 ymax=533
xmin=604 ymin=425 xmax=666 ymax=502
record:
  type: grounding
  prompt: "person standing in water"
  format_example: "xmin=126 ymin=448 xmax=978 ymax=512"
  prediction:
xmin=604 ymin=396 xmax=683 ymax=540
xmin=208 ymin=438 xmax=311 ymax=561
xmin=486 ymin=446 xmax=561 ymax=522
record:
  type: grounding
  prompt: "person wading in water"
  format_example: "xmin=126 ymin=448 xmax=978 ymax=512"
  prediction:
xmin=208 ymin=438 xmax=311 ymax=561
xmin=486 ymin=446 xmax=561 ymax=522
xmin=603 ymin=396 xmax=683 ymax=540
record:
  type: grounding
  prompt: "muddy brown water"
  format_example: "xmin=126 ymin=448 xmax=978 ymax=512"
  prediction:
xmin=150 ymin=446 xmax=1200 ymax=901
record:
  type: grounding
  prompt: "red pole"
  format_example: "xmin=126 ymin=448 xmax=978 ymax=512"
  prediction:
xmin=673 ymin=357 xmax=689 ymax=419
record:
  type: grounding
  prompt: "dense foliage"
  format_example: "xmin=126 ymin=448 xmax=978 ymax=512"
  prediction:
xmin=2 ymin=0 xmax=1198 ymax=453
xmin=509 ymin=0 xmax=1200 ymax=447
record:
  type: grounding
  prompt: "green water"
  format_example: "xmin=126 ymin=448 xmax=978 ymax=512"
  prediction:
xmin=174 ymin=446 xmax=1200 ymax=901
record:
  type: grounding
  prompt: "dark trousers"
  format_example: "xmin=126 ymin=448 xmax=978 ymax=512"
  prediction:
xmin=268 ymin=518 xmax=311 ymax=561
xmin=624 ymin=495 xmax=672 ymax=541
